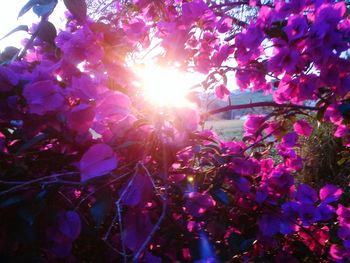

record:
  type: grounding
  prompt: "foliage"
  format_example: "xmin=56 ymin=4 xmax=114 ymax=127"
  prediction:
xmin=0 ymin=0 xmax=350 ymax=261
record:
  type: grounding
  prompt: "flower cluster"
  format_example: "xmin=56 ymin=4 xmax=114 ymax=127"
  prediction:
xmin=0 ymin=0 xmax=349 ymax=262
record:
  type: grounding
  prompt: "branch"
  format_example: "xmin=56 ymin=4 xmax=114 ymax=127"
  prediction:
xmin=203 ymin=101 xmax=320 ymax=117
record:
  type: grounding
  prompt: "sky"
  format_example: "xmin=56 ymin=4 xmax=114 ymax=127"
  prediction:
xmin=0 ymin=0 xmax=66 ymax=51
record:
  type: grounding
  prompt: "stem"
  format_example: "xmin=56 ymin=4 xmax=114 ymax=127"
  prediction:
xmin=0 ymin=172 xmax=79 ymax=197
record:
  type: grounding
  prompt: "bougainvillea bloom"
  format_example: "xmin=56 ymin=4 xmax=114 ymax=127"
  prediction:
xmin=23 ymin=80 xmax=64 ymax=115
xmin=79 ymin=143 xmax=118 ymax=182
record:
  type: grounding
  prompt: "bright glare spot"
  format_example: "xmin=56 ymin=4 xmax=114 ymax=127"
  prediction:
xmin=187 ymin=176 xmax=194 ymax=183
xmin=133 ymin=64 xmax=201 ymax=107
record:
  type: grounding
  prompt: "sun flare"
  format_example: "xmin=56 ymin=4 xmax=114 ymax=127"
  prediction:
xmin=133 ymin=64 xmax=200 ymax=108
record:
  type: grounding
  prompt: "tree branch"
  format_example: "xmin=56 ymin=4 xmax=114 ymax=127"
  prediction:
xmin=203 ymin=101 xmax=320 ymax=117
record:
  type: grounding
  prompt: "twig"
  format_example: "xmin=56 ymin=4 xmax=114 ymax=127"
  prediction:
xmin=75 ymin=172 xmax=129 ymax=210
xmin=0 ymin=172 xmax=79 ymax=197
xmin=132 ymin=163 xmax=168 ymax=261
xmin=103 ymin=164 xmax=139 ymax=262
xmin=133 ymin=199 xmax=167 ymax=261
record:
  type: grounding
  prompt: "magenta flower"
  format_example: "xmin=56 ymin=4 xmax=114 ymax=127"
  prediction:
xmin=79 ymin=143 xmax=118 ymax=182
xmin=293 ymin=120 xmax=313 ymax=136
xmin=215 ymin=84 xmax=230 ymax=100
xmin=211 ymin=44 xmax=234 ymax=67
xmin=181 ymin=0 xmax=209 ymax=25
xmin=337 ymin=205 xmax=350 ymax=226
xmin=23 ymin=80 xmax=64 ymax=115
xmin=244 ymin=114 xmax=265 ymax=136
xmin=319 ymin=184 xmax=343 ymax=204
xmin=217 ymin=16 xmax=233 ymax=33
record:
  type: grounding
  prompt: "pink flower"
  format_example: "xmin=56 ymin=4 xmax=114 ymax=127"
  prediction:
xmin=320 ymin=184 xmax=343 ymax=204
xmin=23 ymin=80 xmax=64 ymax=115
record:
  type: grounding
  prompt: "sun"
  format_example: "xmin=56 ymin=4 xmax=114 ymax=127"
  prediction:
xmin=133 ymin=63 xmax=201 ymax=108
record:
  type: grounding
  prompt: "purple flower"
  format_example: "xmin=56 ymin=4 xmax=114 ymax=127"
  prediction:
xmin=230 ymin=158 xmax=260 ymax=176
xmin=0 ymin=66 xmax=19 ymax=92
xmin=185 ymin=192 xmax=215 ymax=217
xmin=95 ymin=91 xmax=131 ymax=123
xmin=259 ymin=214 xmax=280 ymax=236
xmin=298 ymin=203 xmax=321 ymax=226
xmin=79 ymin=143 xmax=118 ymax=182
xmin=275 ymin=0 xmax=305 ymax=15
xmin=23 ymin=80 xmax=64 ymax=115
xmin=295 ymin=184 xmax=318 ymax=204
xmin=281 ymin=132 xmax=298 ymax=148
xmin=121 ymin=173 xmax=153 ymax=207
xmin=66 ymin=104 xmax=95 ymax=133
xmin=317 ymin=203 xmax=335 ymax=221
xmin=235 ymin=25 xmax=264 ymax=65
xmin=315 ymin=2 xmax=346 ymax=28
xmin=268 ymin=45 xmax=301 ymax=74
xmin=268 ymin=166 xmax=294 ymax=193
xmin=284 ymin=15 xmax=308 ymax=42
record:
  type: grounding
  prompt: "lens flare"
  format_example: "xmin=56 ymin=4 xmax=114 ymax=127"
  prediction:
xmin=133 ymin=64 xmax=200 ymax=108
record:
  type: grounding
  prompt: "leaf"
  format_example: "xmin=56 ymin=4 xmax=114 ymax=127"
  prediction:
xmin=33 ymin=0 xmax=57 ymax=17
xmin=18 ymin=0 xmax=38 ymax=18
xmin=37 ymin=21 xmax=57 ymax=44
xmin=210 ymin=188 xmax=229 ymax=205
xmin=63 ymin=0 xmax=87 ymax=22
xmin=0 ymin=25 xmax=29 ymax=41
xmin=0 ymin=196 xmax=24 ymax=208
xmin=90 ymin=197 xmax=111 ymax=227
xmin=15 ymin=133 xmax=47 ymax=155
xmin=0 ymin=46 xmax=20 ymax=63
